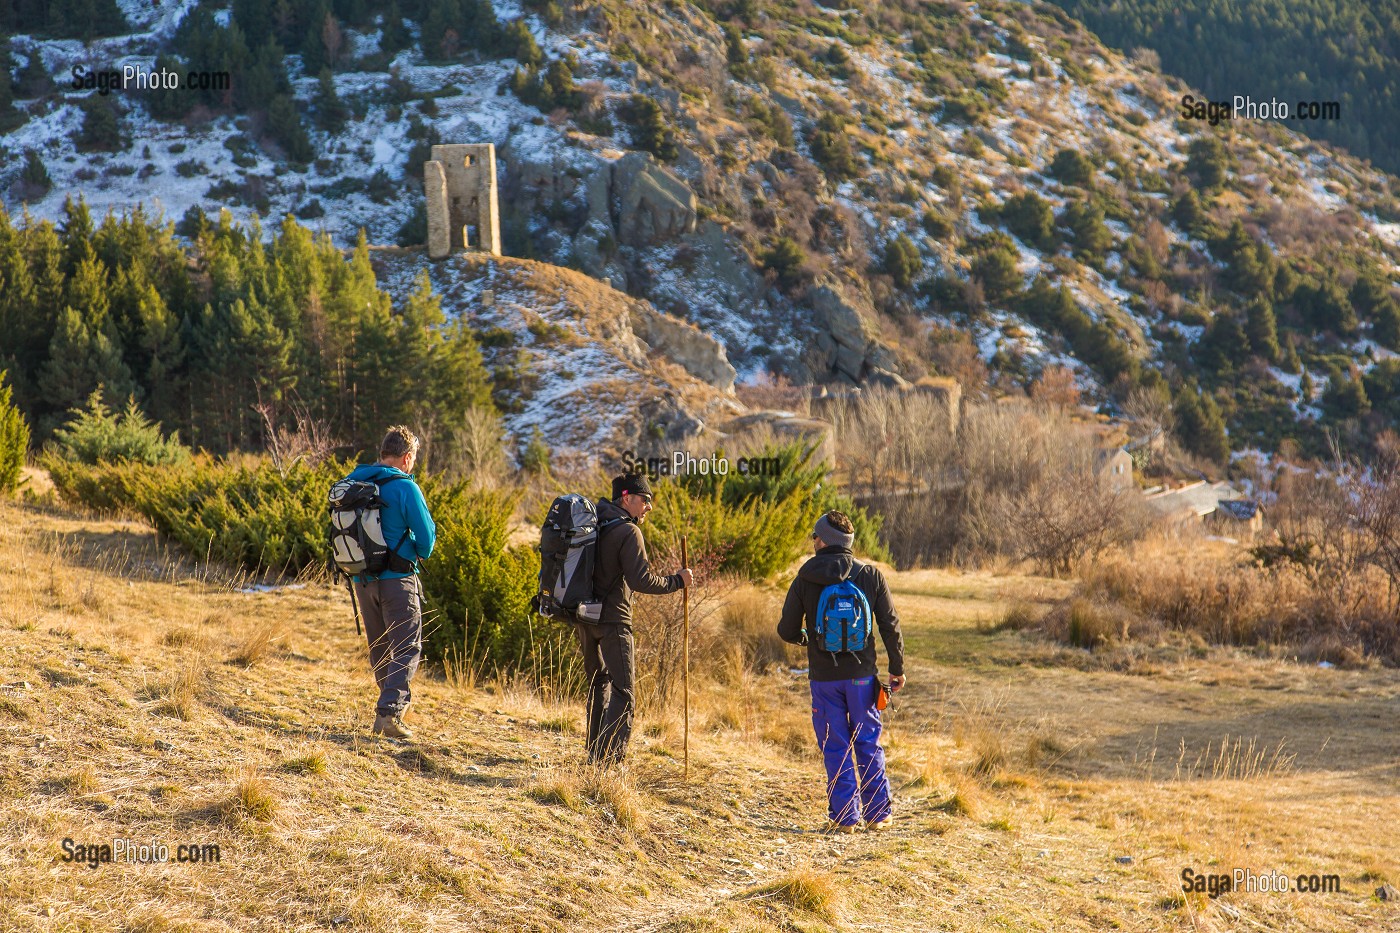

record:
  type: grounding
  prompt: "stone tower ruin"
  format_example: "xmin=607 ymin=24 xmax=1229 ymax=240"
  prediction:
xmin=424 ymin=143 xmax=501 ymax=260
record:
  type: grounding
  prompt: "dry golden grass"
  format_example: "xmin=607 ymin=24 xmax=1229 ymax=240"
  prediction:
xmin=1 ymin=499 xmax=1397 ymax=932
xmin=748 ymin=869 xmax=839 ymax=919
xmin=280 ymin=750 xmax=328 ymax=776
xmin=527 ymin=767 xmax=586 ymax=811
xmin=229 ymin=619 xmax=282 ymax=667
xmin=221 ymin=766 xmax=278 ymax=825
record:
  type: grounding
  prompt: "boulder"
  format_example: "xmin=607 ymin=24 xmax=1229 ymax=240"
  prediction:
xmin=611 ymin=152 xmax=697 ymax=247
xmin=810 ymin=284 xmax=868 ymax=354
xmin=630 ymin=301 xmax=737 ymax=391
xmin=715 ymin=411 xmax=835 ymax=466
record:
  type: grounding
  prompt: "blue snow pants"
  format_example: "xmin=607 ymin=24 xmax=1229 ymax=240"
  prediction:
xmin=810 ymin=677 xmax=892 ymax=827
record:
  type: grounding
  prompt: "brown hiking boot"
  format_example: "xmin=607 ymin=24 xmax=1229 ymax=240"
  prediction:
xmin=373 ymin=714 xmax=414 ymax=739
xmin=821 ymin=819 xmax=860 ymax=835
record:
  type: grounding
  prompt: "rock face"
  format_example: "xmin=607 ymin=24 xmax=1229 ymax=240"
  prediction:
xmin=610 ymin=152 xmax=698 ymax=247
xmin=804 ymin=282 xmax=908 ymax=386
xmin=501 ymin=149 xmax=910 ymax=390
xmin=629 ymin=301 xmax=737 ymax=391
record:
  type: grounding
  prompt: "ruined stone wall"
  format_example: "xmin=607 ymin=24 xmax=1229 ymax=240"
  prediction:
xmin=424 ymin=143 xmax=501 ymax=259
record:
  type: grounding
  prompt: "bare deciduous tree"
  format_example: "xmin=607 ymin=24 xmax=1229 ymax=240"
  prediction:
xmin=253 ymin=396 xmax=342 ymax=476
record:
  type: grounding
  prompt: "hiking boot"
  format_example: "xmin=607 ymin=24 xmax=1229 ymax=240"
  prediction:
xmin=821 ymin=819 xmax=860 ymax=835
xmin=866 ymin=814 xmax=894 ymax=832
xmin=373 ymin=714 xmax=414 ymax=740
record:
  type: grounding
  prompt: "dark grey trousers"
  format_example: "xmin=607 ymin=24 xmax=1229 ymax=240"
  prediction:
xmin=576 ymin=621 xmax=635 ymax=765
xmin=354 ymin=576 xmax=422 ymax=718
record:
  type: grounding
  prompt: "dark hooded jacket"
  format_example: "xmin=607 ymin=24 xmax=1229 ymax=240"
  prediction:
xmin=592 ymin=498 xmax=684 ymax=626
xmin=778 ymin=545 xmax=904 ymax=682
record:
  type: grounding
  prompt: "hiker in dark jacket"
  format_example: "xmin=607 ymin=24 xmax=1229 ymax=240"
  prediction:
xmin=344 ymin=425 xmax=436 ymax=740
xmin=580 ymin=472 xmax=692 ymax=765
xmin=778 ymin=510 xmax=904 ymax=832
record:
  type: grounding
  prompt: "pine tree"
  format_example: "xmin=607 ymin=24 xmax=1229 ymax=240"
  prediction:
xmin=1197 ymin=393 xmax=1230 ymax=463
xmin=1216 ymin=220 xmax=1273 ymax=297
xmin=18 ymin=149 xmax=49 ymax=195
xmin=315 ymin=67 xmax=348 ymax=132
xmin=1323 ymin=370 xmax=1370 ymax=420
xmin=0 ymin=369 xmax=28 ymax=496
xmin=1280 ymin=334 xmax=1302 ymax=375
xmin=38 ymin=306 xmax=135 ymax=430
xmin=132 ymin=277 xmax=187 ymax=427
xmin=1186 ymin=136 xmax=1228 ymax=190
xmin=267 ymin=94 xmax=313 ymax=162
xmin=1048 ymin=148 xmax=1094 ymax=186
xmin=1244 ymin=297 xmax=1280 ymax=363
xmin=809 ymin=120 xmax=857 ymax=179
xmin=462 ymin=0 xmax=500 ymax=51
xmin=300 ymin=0 xmax=331 ymax=73
xmin=1198 ymin=313 xmax=1250 ymax=375
xmin=0 ymin=36 xmax=15 ymax=128
xmin=1061 ymin=199 xmax=1112 ymax=264
xmin=881 ymin=233 xmax=922 ymax=288
xmin=1299 ymin=368 xmax=1315 ymax=404
xmin=147 ymin=53 xmax=192 ymax=120
xmin=1174 ymin=385 xmax=1229 ymax=463
xmin=74 ymin=94 xmax=126 ymax=152
xmin=503 ymin=18 xmax=542 ymax=68
xmin=235 ymin=41 xmax=286 ymax=113
xmin=1171 ymin=189 xmax=1206 ymax=235
xmin=1373 ymin=298 xmax=1400 ymax=352
xmin=380 ymin=3 xmax=409 ymax=54
xmin=997 ymin=191 xmax=1056 ymax=251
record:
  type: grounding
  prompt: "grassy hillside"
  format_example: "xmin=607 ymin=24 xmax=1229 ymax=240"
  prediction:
xmin=2 ymin=498 xmax=1397 ymax=930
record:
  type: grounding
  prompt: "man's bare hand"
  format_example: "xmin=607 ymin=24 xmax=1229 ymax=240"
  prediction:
xmin=679 ymin=568 xmax=694 ymax=588
xmin=889 ymin=674 xmax=906 ymax=693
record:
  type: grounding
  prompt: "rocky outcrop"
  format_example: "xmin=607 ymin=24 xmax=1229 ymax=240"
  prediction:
xmin=629 ymin=301 xmax=737 ymax=391
xmin=804 ymin=282 xmax=909 ymax=387
xmin=610 ymin=152 xmax=698 ymax=247
xmin=715 ymin=411 xmax=836 ymax=466
xmin=503 ymin=149 xmax=911 ymax=391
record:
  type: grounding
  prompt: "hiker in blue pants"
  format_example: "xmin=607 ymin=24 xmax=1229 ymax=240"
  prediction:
xmin=778 ymin=511 xmax=905 ymax=832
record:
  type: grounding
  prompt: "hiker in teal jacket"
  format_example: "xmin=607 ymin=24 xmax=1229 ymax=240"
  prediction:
xmin=345 ymin=425 xmax=436 ymax=739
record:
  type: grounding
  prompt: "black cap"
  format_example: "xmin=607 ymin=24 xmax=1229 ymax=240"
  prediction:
xmin=612 ymin=472 xmax=654 ymax=501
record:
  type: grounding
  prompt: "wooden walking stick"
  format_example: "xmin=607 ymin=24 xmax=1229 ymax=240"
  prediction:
xmin=681 ymin=534 xmax=690 ymax=782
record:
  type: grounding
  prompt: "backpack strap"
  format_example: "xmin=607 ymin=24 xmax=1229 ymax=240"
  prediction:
xmin=372 ymin=475 xmax=415 ymax=577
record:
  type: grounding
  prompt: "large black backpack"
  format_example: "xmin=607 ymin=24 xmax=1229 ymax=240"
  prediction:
xmin=535 ymin=494 xmax=623 ymax=623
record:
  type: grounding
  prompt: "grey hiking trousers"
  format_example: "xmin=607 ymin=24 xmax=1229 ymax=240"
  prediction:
xmin=354 ymin=575 xmax=422 ymax=718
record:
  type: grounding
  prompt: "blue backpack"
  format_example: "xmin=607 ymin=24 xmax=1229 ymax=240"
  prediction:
xmin=813 ymin=573 xmax=873 ymax=656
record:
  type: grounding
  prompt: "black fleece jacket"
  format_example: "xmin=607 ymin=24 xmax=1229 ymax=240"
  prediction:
xmin=592 ymin=498 xmax=684 ymax=626
xmin=777 ymin=546 xmax=904 ymax=682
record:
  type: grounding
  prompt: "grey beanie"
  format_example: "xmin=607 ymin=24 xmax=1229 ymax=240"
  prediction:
xmin=814 ymin=514 xmax=854 ymax=549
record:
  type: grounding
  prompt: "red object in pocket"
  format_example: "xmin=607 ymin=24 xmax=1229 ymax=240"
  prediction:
xmin=875 ymin=681 xmax=890 ymax=711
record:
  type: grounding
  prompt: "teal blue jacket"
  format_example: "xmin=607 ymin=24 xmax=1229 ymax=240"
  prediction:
xmin=346 ymin=463 xmax=436 ymax=581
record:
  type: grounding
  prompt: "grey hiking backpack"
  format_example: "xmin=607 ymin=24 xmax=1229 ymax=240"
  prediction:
xmin=535 ymin=493 xmax=623 ymax=623
xmin=327 ymin=476 xmax=411 ymax=579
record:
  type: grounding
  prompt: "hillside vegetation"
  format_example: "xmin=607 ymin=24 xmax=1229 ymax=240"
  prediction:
xmin=2 ymin=499 xmax=1397 ymax=930
xmin=1049 ymin=0 xmax=1400 ymax=176
xmin=6 ymin=0 xmax=1400 ymax=466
